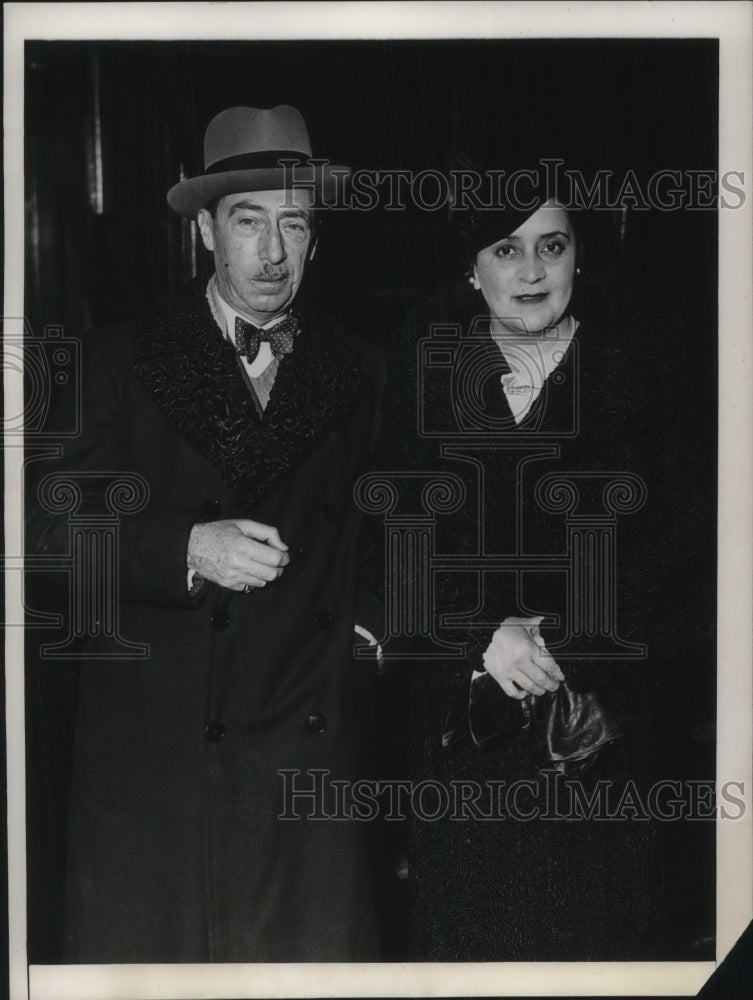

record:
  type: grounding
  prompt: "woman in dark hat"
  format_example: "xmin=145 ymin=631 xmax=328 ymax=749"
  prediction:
xmin=371 ymin=164 xmax=707 ymax=960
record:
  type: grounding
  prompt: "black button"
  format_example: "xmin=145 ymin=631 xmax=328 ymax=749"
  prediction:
xmin=205 ymin=721 xmax=225 ymax=743
xmin=306 ymin=713 xmax=328 ymax=735
xmin=321 ymin=502 xmax=340 ymax=520
xmin=314 ymin=609 xmax=333 ymax=629
xmin=210 ymin=609 xmax=230 ymax=631
xmin=200 ymin=498 xmax=222 ymax=521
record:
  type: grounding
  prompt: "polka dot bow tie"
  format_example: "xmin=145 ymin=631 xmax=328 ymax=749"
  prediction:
xmin=234 ymin=314 xmax=297 ymax=363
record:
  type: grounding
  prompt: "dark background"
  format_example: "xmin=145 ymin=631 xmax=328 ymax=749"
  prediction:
xmin=24 ymin=39 xmax=719 ymax=346
xmin=21 ymin=38 xmax=718 ymax=969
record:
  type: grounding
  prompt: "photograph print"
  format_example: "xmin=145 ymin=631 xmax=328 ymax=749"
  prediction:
xmin=5 ymin=4 xmax=750 ymax=998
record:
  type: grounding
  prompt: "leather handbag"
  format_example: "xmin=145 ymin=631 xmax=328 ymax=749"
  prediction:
xmin=443 ymin=669 xmax=621 ymax=774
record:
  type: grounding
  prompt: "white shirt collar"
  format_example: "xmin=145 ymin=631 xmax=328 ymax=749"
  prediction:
xmin=493 ymin=316 xmax=579 ymax=424
xmin=206 ymin=274 xmax=282 ymax=378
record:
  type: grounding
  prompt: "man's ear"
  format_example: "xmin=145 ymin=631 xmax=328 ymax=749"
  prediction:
xmin=197 ymin=209 xmax=215 ymax=252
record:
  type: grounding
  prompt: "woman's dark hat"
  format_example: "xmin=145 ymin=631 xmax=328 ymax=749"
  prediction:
xmin=167 ymin=105 xmax=351 ymax=218
xmin=452 ymin=159 xmax=564 ymax=264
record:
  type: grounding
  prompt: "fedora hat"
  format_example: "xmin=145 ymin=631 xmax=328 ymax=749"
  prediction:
xmin=167 ymin=105 xmax=351 ymax=217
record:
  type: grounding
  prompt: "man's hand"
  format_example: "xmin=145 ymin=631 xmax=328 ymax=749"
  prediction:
xmin=482 ymin=615 xmax=565 ymax=699
xmin=187 ymin=519 xmax=289 ymax=591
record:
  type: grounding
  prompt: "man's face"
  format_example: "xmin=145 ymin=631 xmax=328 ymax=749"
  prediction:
xmin=198 ymin=188 xmax=314 ymax=324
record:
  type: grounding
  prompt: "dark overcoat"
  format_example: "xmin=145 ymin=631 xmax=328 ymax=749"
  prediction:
xmin=27 ymin=279 xmax=385 ymax=963
xmin=373 ymin=274 xmax=714 ymax=960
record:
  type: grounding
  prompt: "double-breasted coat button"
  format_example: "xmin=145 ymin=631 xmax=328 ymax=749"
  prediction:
xmin=314 ymin=609 xmax=334 ymax=629
xmin=210 ymin=609 xmax=231 ymax=631
xmin=305 ymin=713 xmax=328 ymax=735
xmin=205 ymin=721 xmax=225 ymax=742
xmin=200 ymin=497 xmax=222 ymax=521
xmin=321 ymin=502 xmax=340 ymax=520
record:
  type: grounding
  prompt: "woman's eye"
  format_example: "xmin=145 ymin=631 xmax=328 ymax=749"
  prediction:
xmin=541 ymin=240 xmax=565 ymax=256
xmin=494 ymin=244 xmax=518 ymax=258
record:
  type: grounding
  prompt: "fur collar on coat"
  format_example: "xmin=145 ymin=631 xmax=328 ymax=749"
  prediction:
xmin=134 ymin=279 xmax=369 ymax=512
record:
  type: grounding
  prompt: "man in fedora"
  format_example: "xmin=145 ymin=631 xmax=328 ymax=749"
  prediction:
xmin=29 ymin=106 xmax=384 ymax=962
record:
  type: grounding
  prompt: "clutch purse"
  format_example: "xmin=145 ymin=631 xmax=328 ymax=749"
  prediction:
xmin=443 ymin=669 xmax=621 ymax=775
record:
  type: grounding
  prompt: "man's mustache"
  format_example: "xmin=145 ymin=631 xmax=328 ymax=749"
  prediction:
xmin=252 ymin=266 xmax=289 ymax=281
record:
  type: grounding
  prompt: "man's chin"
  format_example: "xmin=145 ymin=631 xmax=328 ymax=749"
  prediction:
xmin=244 ymin=286 xmax=293 ymax=315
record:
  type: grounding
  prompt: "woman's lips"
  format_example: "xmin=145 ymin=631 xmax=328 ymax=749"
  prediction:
xmin=514 ymin=293 xmax=548 ymax=303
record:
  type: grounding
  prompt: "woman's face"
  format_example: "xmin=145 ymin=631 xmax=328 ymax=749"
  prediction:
xmin=472 ymin=203 xmax=577 ymax=335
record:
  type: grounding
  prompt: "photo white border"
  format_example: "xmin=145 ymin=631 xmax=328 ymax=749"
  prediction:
xmin=4 ymin=3 xmax=752 ymax=998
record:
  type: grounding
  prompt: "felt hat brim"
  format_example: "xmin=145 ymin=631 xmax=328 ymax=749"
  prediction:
xmin=167 ymin=163 xmax=352 ymax=218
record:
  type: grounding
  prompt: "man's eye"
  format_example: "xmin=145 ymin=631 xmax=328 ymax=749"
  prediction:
xmin=237 ymin=217 xmax=262 ymax=228
xmin=282 ymin=221 xmax=309 ymax=235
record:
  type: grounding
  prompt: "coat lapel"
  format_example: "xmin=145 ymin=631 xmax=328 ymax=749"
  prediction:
xmin=134 ymin=280 xmax=369 ymax=512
